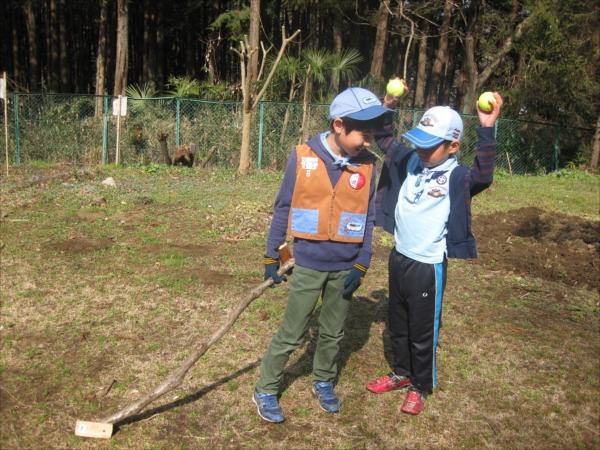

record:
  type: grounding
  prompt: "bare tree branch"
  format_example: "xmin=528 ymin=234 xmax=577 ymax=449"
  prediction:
xmin=97 ymin=259 xmax=296 ymax=425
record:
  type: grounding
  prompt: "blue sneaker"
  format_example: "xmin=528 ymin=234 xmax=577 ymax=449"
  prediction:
xmin=252 ymin=390 xmax=285 ymax=423
xmin=312 ymin=381 xmax=341 ymax=413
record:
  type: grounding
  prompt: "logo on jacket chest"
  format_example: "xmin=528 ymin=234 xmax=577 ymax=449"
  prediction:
xmin=301 ymin=157 xmax=319 ymax=170
xmin=348 ymin=172 xmax=366 ymax=190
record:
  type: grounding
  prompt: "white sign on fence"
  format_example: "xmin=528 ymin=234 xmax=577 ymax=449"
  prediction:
xmin=0 ymin=78 xmax=5 ymax=100
xmin=112 ymin=96 xmax=127 ymax=116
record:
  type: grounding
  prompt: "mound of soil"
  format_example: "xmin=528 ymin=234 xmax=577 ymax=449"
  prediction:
xmin=473 ymin=207 xmax=599 ymax=292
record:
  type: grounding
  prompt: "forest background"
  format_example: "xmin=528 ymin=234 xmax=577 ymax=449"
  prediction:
xmin=1 ymin=0 xmax=599 ymax=158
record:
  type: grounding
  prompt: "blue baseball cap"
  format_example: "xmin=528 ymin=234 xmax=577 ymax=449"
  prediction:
xmin=402 ymin=106 xmax=464 ymax=149
xmin=328 ymin=87 xmax=393 ymax=121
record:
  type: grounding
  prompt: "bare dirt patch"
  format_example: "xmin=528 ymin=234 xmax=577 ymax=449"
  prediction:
xmin=185 ymin=268 xmax=236 ymax=285
xmin=374 ymin=207 xmax=599 ymax=292
xmin=139 ymin=243 xmax=218 ymax=258
xmin=473 ymin=207 xmax=599 ymax=291
xmin=51 ymin=238 xmax=114 ymax=253
xmin=76 ymin=210 xmax=106 ymax=220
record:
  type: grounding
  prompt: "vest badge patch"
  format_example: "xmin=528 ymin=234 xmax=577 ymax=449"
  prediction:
xmin=348 ymin=172 xmax=366 ymax=190
xmin=427 ymin=187 xmax=446 ymax=198
xmin=301 ymin=157 xmax=319 ymax=170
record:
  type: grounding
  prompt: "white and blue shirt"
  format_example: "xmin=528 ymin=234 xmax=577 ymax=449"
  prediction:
xmin=394 ymin=153 xmax=459 ymax=264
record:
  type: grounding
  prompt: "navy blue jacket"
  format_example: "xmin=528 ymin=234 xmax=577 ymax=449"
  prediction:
xmin=375 ymin=112 xmax=497 ymax=259
xmin=266 ymin=134 xmax=378 ymax=271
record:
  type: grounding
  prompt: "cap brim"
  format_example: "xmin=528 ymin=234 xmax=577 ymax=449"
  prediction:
xmin=402 ymin=129 xmax=444 ymax=149
xmin=343 ymin=105 xmax=393 ymax=121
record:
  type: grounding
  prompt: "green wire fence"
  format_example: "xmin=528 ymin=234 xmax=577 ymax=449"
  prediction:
xmin=1 ymin=92 xmax=595 ymax=175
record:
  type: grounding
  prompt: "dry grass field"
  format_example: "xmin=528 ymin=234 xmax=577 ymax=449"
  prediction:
xmin=1 ymin=164 xmax=598 ymax=449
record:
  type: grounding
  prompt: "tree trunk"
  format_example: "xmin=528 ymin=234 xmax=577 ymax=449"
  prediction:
xmin=333 ymin=13 xmax=342 ymax=54
xmin=455 ymin=53 xmax=468 ymax=112
xmin=239 ymin=109 xmax=253 ymax=176
xmin=11 ymin=7 xmax=20 ymax=88
xmin=413 ymin=21 xmax=428 ymax=110
xmin=105 ymin=1 xmax=115 ymax=94
xmin=95 ymin=0 xmax=108 ymax=115
xmin=234 ymin=28 xmax=301 ymax=176
xmin=58 ymin=0 xmax=70 ymax=92
xmin=48 ymin=0 xmax=60 ymax=92
xmin=440 ymin=34 xmax=457 ymax=105
xmin=332 ymin=12 xmax=343 ymax=93
xmin=249 ymin=0 xmax=260 ymax=82
xmin=113 ymin=0 xmax=128 ymax=96
xmin=425 ymin=0 xmax=453 ymax=109
xmin=370 ymin=0 xmax=390 ymax=77
xmin=591 ymin=116 xmax=600 ymax=169
xmin=156 ymin=13 xmax=164 ymax=93
xmin=143 ymin=0 xmax=150 ymax=82
xmin=300 ymin=65 xmax=311 ymax=144
xmin=24 ymin=1 xmax=39 ymax=92
xmin=461 ymin=0 xmax=480 ymax=114
xmin=308 ymin=2 xmax=318 ymax=48
xmin=147 ymin=3 xmax=157 ymax=91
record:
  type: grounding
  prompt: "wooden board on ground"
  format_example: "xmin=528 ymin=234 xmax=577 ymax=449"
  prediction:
xmin=74 ymin=421 xmax=113 ymax=439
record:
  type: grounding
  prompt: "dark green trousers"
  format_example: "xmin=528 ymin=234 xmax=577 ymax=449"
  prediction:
xmin=256 ymin=265 xmax=351 ymax=394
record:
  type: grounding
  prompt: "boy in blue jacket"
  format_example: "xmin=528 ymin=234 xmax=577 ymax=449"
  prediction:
xmin=366 ymin=83 xmax=503 ymax=415
xmin=253 ymin=88 xmax=392 ymax=423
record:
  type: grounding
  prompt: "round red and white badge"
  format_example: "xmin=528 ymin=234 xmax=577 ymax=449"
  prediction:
xmin=349 ymin=172 xmax=366 ymax=190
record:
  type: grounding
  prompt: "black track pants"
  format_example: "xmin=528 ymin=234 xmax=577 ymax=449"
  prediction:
xmin=388 ymin=248 xmax=447 ymax=392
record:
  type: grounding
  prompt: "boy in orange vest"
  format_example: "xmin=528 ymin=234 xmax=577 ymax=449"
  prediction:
xmin=253 ymin=88 xmax=391 ymax=423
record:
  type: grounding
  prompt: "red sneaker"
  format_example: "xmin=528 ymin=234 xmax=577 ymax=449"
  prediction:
xmin=366 ymin=372 xmax=411 ymax=393
xmin=401 ymin=390 xmax=426 ymax=415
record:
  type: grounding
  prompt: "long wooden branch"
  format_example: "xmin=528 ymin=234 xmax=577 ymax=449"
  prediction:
xmin=97 ymin=258 xmax=295 ymax=425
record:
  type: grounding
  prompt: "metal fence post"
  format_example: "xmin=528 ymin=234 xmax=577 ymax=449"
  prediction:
xmin=13 ymin=93 xmax=20 ymax=164
xmin=102 ymin=96 xmax=108 ymax=165
xmin=176 ymin=98 xmax=181 ymax=146
xmin=554 ymin=125 xmax=560 ymax=171
xmin=258 ymin=102 xmax=264 ymax=169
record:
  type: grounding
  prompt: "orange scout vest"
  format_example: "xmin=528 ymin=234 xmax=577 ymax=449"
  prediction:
xmin=288 ymin=144 xmax=373 ymax=243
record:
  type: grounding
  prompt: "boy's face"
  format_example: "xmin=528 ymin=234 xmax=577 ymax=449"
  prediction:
xmin=416 ymin=140 xmax=460 ymax=168
xmin=331 ymin=118 xmax=374 ymax=158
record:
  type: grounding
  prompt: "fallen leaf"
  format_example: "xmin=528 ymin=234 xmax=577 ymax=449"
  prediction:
xmin=510 ymin=328 xmax=523 ymax=333
xmin=84 ymin=394 xmax=96 ymax=400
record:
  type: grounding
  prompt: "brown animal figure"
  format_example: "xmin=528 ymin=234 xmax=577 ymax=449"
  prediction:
xmin=172 ymin=143 xmax=197 ymax=167
xmin=156 ymin=133 xmax=199 ymax=167
xmin=157 ymin=132 xmax=172 ymax=165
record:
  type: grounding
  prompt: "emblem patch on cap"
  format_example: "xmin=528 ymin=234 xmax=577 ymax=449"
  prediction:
xmin=420 ymin=118 xmax=434 ymax=127
xmin=362 ymin=96 xmax=378 ymax=104
xmin=349 ymin=172 xmax=366 ymax=190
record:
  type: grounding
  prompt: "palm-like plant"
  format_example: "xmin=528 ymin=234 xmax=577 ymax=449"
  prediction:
xmin=330 ymin=48 xmax=363 ymax=94
xmin=125 ymin=83 xmax=158 ymax=112
xmin=166 ymin=76 xmax=200 ymax=98
xmin=198 ymin=80 xmax=236 ymax=101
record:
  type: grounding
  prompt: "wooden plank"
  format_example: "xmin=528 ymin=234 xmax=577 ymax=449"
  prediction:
xmin=74 ymin=421 xmax=113 ymax=439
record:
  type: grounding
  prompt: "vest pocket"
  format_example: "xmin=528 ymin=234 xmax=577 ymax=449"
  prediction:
xmin=291 ymin=208 xmax=319 ymax=235
xmin=338 ymin=212 xmax=367 ymax=238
